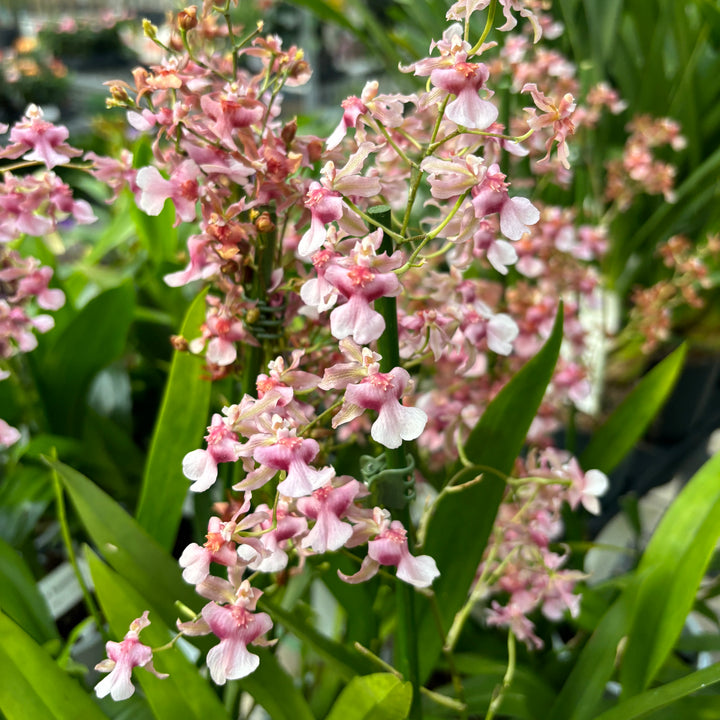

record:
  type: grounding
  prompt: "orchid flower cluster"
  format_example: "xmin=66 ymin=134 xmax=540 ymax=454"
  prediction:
xmin=0 ymin=0 xmax=674 ymax=701
xmin=80 ymin=0 xmax=629 ymax=696
xmin=622 ymin=233 xmax=719 ymax=356
xmin=0 ymin=106 xmax=97 ymax=447
xmin=481 ymin=448 xmax=609 ymax=649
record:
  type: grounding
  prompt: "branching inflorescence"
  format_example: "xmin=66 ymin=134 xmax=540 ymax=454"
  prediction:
xmin=0 ymin=0 xmax=694 ymax=705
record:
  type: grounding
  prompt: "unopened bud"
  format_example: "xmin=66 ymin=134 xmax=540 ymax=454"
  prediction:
xmin=142 ymin=19 xmax=158 ymax=40
xmin=218 ymin=247 xmax=239 ymax=261
xmin=245 ymin=307 xmax=260 ymax=325
xmin=108 ymin=84 xmax=131 ymax=106
xmin=255 ymin=211 xmax=275 ymax=233
xmin=178 ymin=6 xmax=198 ymax=31
xmin=281 ymin=118 xmax=297 ymax=147
xmin=170 ymin=334 xmax=189 ymax=351
xmin=132 ymin=67 xmax=149 ymax=93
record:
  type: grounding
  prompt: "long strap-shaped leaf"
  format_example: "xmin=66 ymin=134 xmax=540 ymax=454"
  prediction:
xmin=593 ymin=662 xmax=720 ymax=720
xmin=619 ymin=448 xmax=720 ymax=695
xmin=550 ymin=449 xmax=720 ymax=719
xmin=0 ymin=610 xmax=106 ymax=720
xmin=135 ymin=290 xmax=211 ymax=550
xmin=580 ymin=343 xmax=687 ymax=475
xmin=416 ymin=304 xmax=564 ymax=681
xmin=47 ymin=457 xmax=199 ymax=627
xmin=88 ymin=549 xmax=231 ymax=720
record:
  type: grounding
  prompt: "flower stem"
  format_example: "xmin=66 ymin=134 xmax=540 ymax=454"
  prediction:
xmin=485 ymin=631 xmax=516 ymax=720
xmin=241 ymin=211 xmax=277 ymax=396
xmin=367 ymin=205 xmax=422 ymax=720
xmin=50 ymin=452 xmax=106 ymax=639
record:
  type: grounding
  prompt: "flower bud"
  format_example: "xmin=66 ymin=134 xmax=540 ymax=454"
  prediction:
xmin=142 ymin=19 xmax=158 ymax=40
xmin=255 ymin=212 xmax=275 ymax=233
xmin=281 ymin=118 xmax=297 ymax=147
xmin=107 ymin=84 xmax=131 ymax=107
xmin=171 ymin=334 xmax=189 ymax=351
xmin=178 ymin=6 xmax=198 ymax=32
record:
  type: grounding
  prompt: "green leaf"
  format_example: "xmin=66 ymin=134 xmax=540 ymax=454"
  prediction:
xmin=620 ymin=449 xmax=720 ymax=695
xmin=33 ymin=282 xmax=135 ymax=436
xmin=136 ymin=291 xmax=211 ymax=550
xmin=325 ymin=673 xmax=412 ymax=720
xmin=0 ymin=609 xmax=106 ymax=720
xmin=259 ymin=597 xmax=376 ymax=680
xmin=0 ymin=537 xmax=58 ymax=645
xmin=129 ymin=192 xmax=179 ymax=265
xmin=580 ymin=343 xmax=687 ymax=474
xmin=0 ymin=463 xmax=55 ymax=546
xmin=416 ymin=304 xmax=564 ymax=681
xmin=549 ymin=589 xmax=636 ymax=720
xmin=87 ymin=549 xmax=230 ymax=720
xmin=240 ymin=648 xmax=316 ymax=720
xmin=47 ymin=458 xmax=199 ymax=628
xmin=594 ymin=663 xmax=720 ymax=720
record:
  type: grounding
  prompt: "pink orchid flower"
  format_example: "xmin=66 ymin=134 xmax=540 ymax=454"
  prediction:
xmin=95 ymin=612 xmax=167 ymax=701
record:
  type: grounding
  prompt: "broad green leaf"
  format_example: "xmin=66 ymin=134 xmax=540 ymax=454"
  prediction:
xmin=325 ymin=673 xmax=412 ymax=720
xmin=594 ymin=663 xmax=720 ymax=720
xmin=620 ymin=449 xmax=720 ymax=695
xmin=87 ymin=550 xmax=230 ymax=720
xmin=33 ymin=282 xmax=135 ymax=436
xmin=580 ymin=343 xmax=687 ymax=474
xmin=47 ymin=458 xmax=199 ymax=628
xmin=0 ymin=610 xmax=106 ymax=720
xmin=0 ymin=537 xmax=58 ymax=645
xmin=321 ymin=555 xmax=378 ymax=647
xmin=136 ymin=291 xmax=211 ymax=550
xmin=128 ymin=179 xmax=179 ymax=267
xmin=417 ymin=305 xmax=564 ymax=681
xmin=240 ymin=648 xmax=316 ymax=720
xmin=260 ymin=597 xmax=376 ymax=679
xmin=548 ymin=589 xmax=636 ymax=720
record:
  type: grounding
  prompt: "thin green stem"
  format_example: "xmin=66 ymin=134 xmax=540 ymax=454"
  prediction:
xmin=428 ymin=593 xmax=468 ymax=720
xmin=372 ymin=119 xmax=418 ymax=169
xmin=51 ymin=456 xmax=106 ymax=638
xmin=396 ymin=191 xmax=470 ymax=274
xmin=299 ymin=399 xmax=344 ymax=436
xmin=399 ymin=95 xmax=449 ymax=237
xmin=355 ymin=643 xmax=466 ymax=713
xmin=344 ymin=199 xmax=407 ymax=244
xmin=224 ymin=12 xmax=238 ymax=77
xmin=485 ymin=632 xmax=516 ymax=720
xmin=470 ymin=0 xmax=498 ymax=56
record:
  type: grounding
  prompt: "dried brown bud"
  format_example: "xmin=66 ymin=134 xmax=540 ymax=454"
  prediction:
xmin=307 ymin=139 xmax=324 ymax=163
xmin=255 ymin=211 xmax=275 ymax=233
xmin=281 ymin=118 xmax=297 ymax=147
xmin=178 ymin=6 xmax=198 ymax=32
xmin=170 ymin=334 xmax=189 ymax=352
xmin=220 ymin=259 xmax=238 ymax=275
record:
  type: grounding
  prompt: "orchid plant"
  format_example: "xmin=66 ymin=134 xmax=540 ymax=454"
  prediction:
xmin=2 ymin=2 xmax=720 ymax=720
